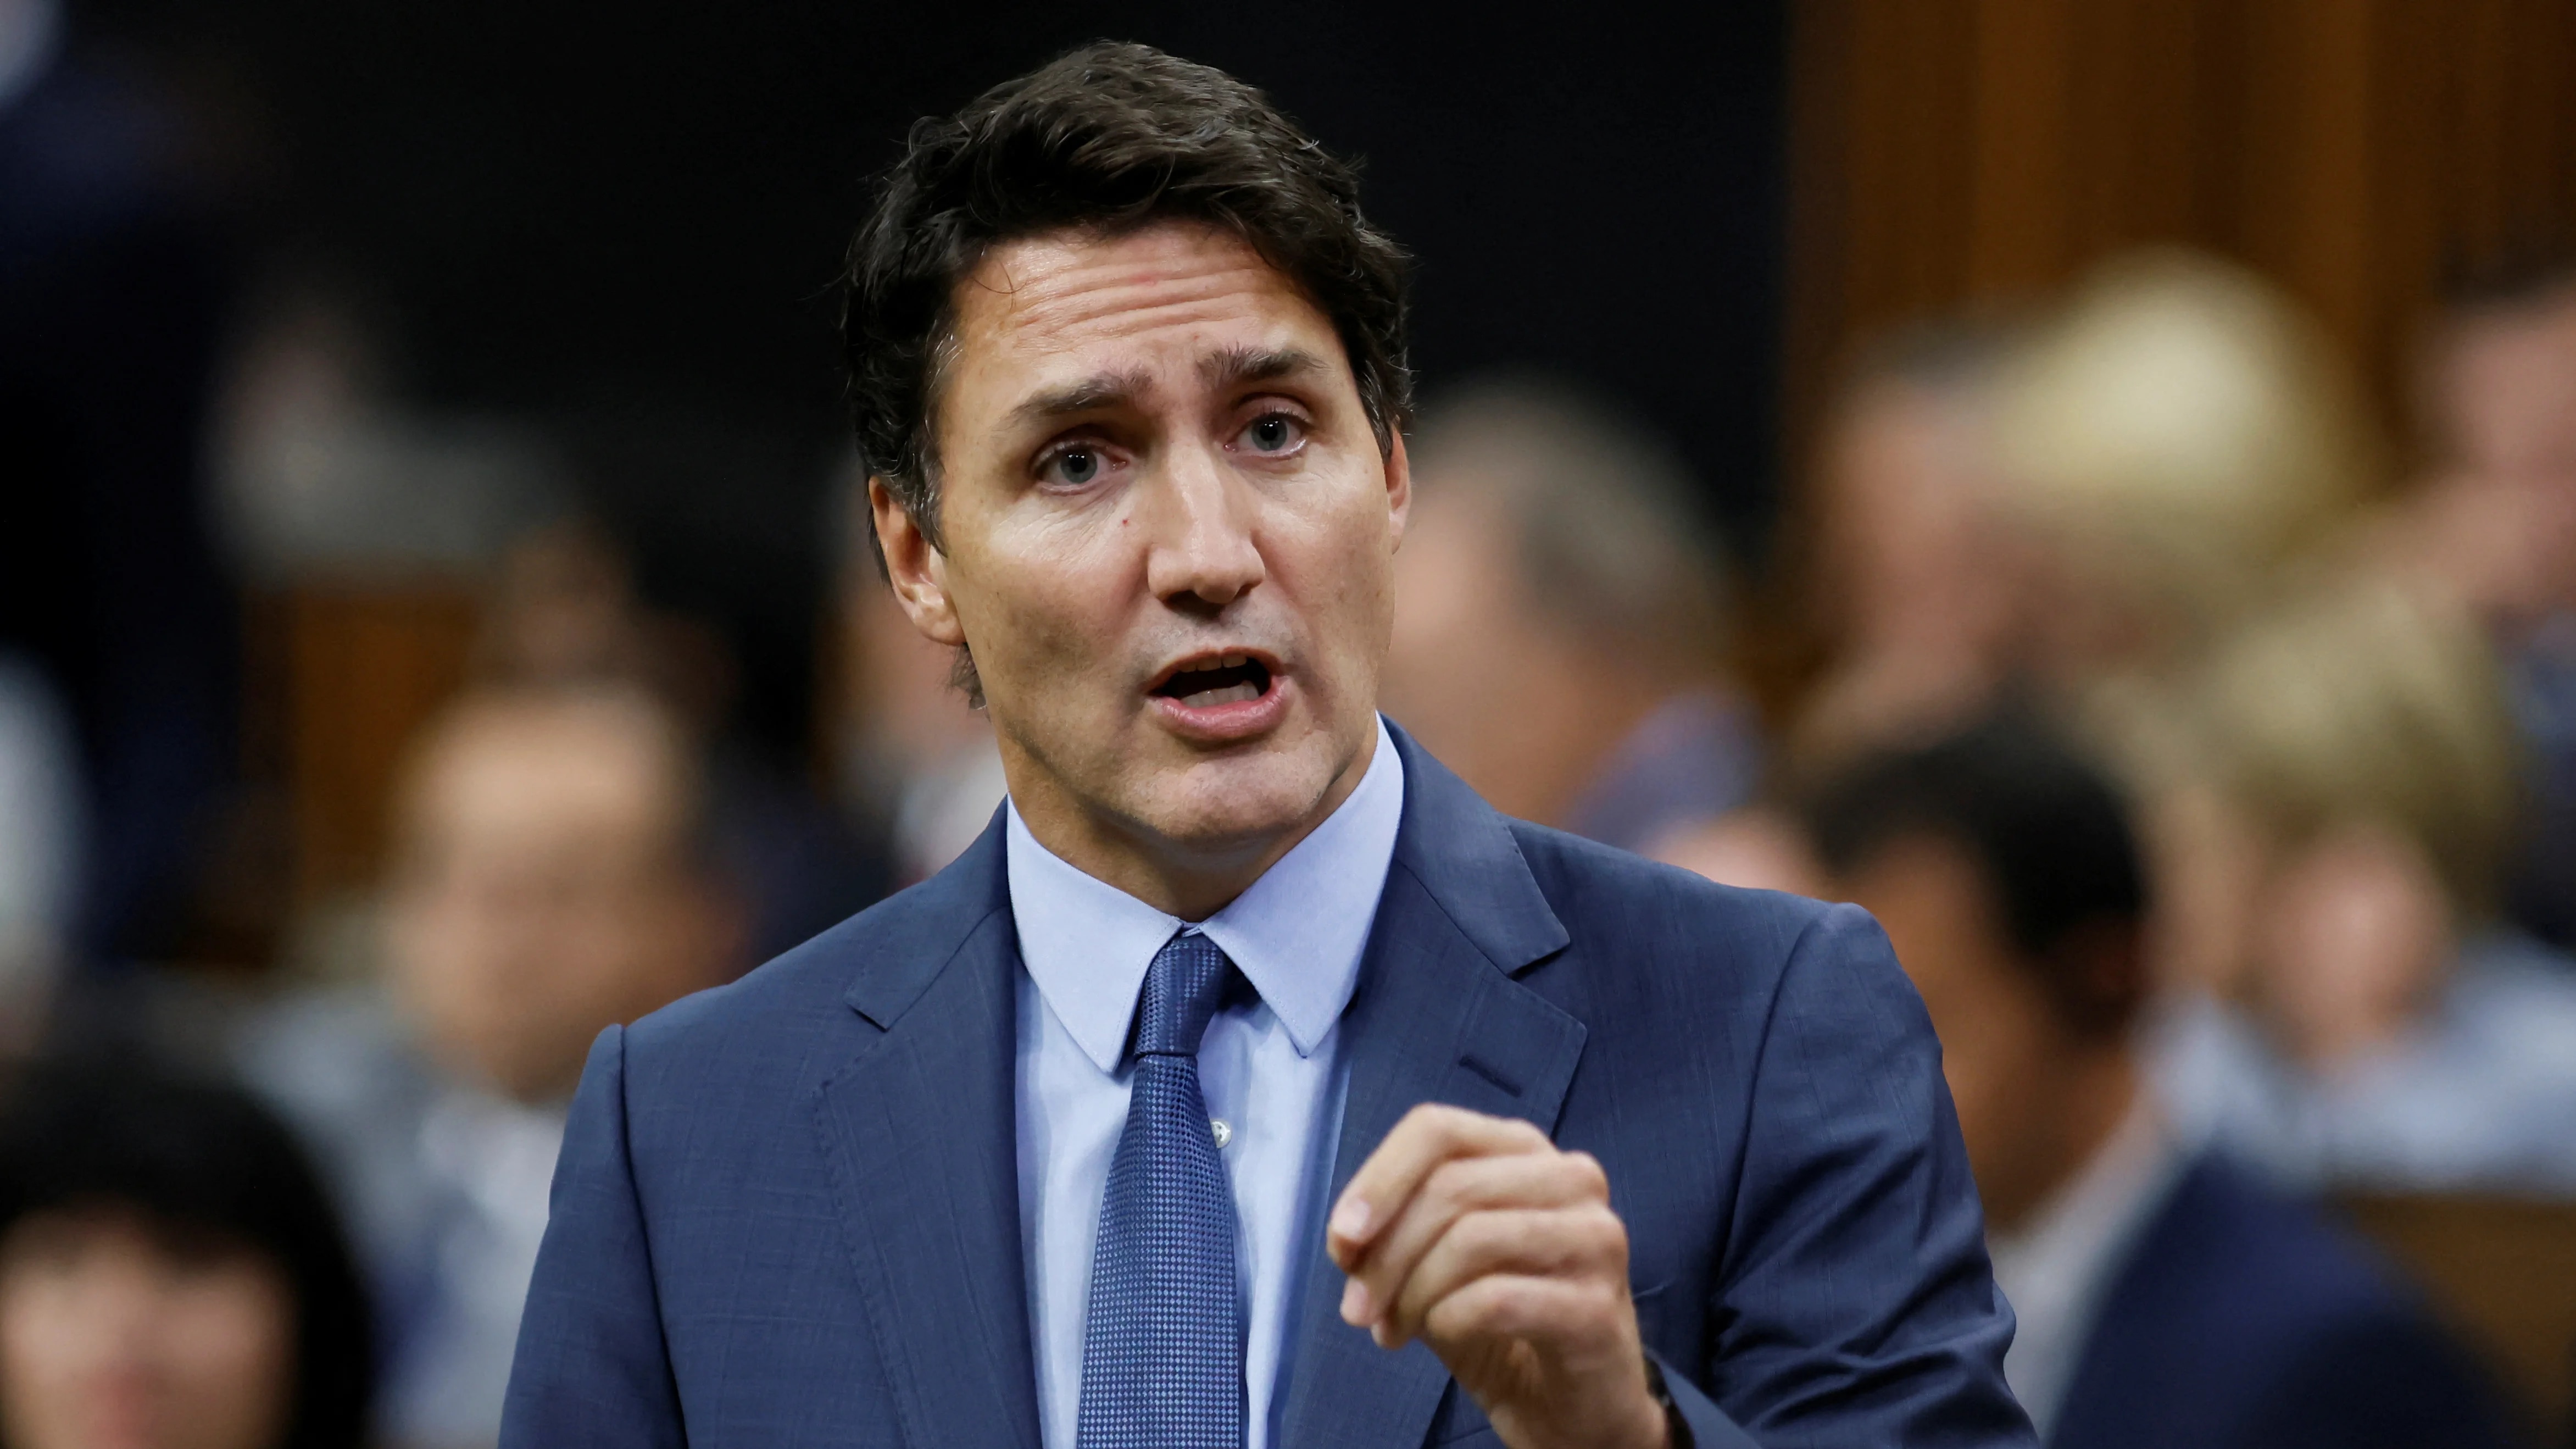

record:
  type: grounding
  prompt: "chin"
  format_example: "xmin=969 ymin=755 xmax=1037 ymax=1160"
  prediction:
xmin=1137 ymin=739 xmax=1346 ymax=853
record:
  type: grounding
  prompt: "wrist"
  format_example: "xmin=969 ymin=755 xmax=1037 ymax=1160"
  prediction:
xmin=1637 ymin=1355 xmax=1692 ymax=1449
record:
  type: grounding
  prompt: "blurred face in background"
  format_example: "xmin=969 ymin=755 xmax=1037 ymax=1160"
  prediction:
xmin=1838 ymin=832 xmax=2134 ymax=1231
xmin=873 ymin=222 xmax=1407 ymax=909
xmin=1817 ymin=379 xmax=2025 ymax=686
xmin=2419 ymin=288 xmax=2576 ymax=626
xmin=386 ymin=692 xmax=738 ymax=1103
xmin=1382 ymin=482 xmax=1605 ymax=824
xmin=1840 ymin=834 xmax=2062 ymax=1228
xmin=2440 ymin=287 xmax=2576 ymax=488
xmin=2158 ymin=795 xmax=2454 ymax=1071
xmin=0 ymin=1206 xmax=292 ymax=1449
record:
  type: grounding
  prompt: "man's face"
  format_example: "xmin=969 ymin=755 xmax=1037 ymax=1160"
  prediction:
xmin=387 ymin=700 xmax=735 ymax=1102
xmin=1840 ymin=835 xmax=2066 ymax=1229
xmin=2439 ymin=292 xmax=2576 ymax=486
xmin=880 ymin=222 xmax=1406 ymax=874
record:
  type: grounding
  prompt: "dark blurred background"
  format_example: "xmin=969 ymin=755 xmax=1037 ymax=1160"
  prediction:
xmin=7 ymin=2 xmax=2576 ymax=1447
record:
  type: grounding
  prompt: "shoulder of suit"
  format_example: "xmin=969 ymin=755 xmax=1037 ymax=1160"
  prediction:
xmin=620 ymin=870 xmax=995 ymax=1064
xmin=1500 ymin=815 xmax=1842 ymax=962
xmin=2124 ymin=1153 xmax=2433 ymax=1340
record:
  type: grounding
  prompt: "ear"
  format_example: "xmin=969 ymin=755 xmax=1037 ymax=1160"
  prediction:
xmin=1383 ymin=428 xmax=1412 ymax=549
xmin=869 ymin=478 xmax=966 ymax=648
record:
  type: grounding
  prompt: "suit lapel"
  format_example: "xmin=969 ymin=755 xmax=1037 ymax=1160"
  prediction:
xmin=811 ymin=823 xmax=1043 ymax=1449
xmin=1276 ymin=730 xmax=1589 ymax=1448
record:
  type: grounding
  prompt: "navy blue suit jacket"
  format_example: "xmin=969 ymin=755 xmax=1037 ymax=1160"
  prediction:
xmin=500 ymin=728 xmax=2031 ymax=1447
xmin=2051 ymin=1152 xmax=2518 ymax=1449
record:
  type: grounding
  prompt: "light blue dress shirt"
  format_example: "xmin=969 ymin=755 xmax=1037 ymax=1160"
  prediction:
xmin=1008 ymin=716 xmax=1404 ymax=1449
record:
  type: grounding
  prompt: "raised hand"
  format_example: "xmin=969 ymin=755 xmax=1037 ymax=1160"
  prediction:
xmin=1326 ymin=1104 xmax=1669 ymax=1449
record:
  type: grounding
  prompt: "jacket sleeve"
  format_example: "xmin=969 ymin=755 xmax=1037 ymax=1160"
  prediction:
xmin=1700 ymin=903 xmax=2036 ymax=1446
xmin=499 ymin=1024 xmax=687 ymax=1449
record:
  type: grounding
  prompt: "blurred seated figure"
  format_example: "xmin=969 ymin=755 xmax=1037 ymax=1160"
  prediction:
xmin=1991 ymin=252 xmax=2378 ymax=723
xmin=0 ymin=653 xmax=81 ymax=1054
xmin=0 ymin=1060 xmax=374 ymax=1449
xmin=2375 ymin=251 xmax=2576 ymax=950
xmin=1792 ymin=319 xmax=2029 ymax=767
xmin=2152 ymin=582 xmax=2576 ymax=1197
xmin=1 ymin=0 xmax=244 ymax=970
xmin=1382 ymin=374 xmax=1756 ymax=853
xmin=1806 ymin=715 xmax=2517 ymax=1449
xmin=1672 ymin=323 xmax=2026 ymax=895
xmin=474 ymin=519 xmax=887 ymax=957
xmin=238 ymin=684 xmax=742 ymax=1449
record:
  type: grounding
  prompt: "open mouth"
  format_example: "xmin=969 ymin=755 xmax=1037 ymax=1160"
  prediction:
xmin=1152 ymin=653 xmax=1275 ymax=709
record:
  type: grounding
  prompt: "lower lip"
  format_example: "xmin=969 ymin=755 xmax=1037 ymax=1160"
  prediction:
xmin=1149 ymin=673 xmax=1293 ymax=742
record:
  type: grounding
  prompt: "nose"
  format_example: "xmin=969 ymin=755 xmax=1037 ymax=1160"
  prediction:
xmin=1142 ymin=440 xmax=1266 ymax=610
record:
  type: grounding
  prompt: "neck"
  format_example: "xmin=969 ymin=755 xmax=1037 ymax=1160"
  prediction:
xmin=1007 ymin=726 xmax=1378 ymax=921
xmin=1986 ymin=1047 xmax=2143 ymax=1236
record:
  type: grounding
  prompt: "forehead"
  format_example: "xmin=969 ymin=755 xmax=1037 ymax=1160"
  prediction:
xmin=950 ymin=222 xmax=1338 ymax=379
xmin=411 ymin=704 xmax=677 ymax=845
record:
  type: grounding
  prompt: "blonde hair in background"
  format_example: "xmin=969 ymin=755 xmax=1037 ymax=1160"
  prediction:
xmin=1995 ymin=249 xmax=2386 ymax=659
xmin=2189 ymin=580 xmax=2521 ymax=918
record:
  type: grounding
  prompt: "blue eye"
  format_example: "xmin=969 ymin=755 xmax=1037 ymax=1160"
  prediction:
xmin=1048 ymin=448 xmax=1100 ymax=485
xmin=1246 ymin=415 xmax=1299 ymax=453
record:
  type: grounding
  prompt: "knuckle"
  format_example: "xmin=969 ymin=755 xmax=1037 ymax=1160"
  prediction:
xmin=1422 ymin=1159 xmax=1473 ymax=1214
xmin=1564 ymin=1150 xmax=1610 ymax=1195
xmin=1583 ymin=1204 xmax=1630 ymax=1254
xmin=1440 ymin=1206 xmax=1508 ymax=1263
xmin=1409 ymin=1102 xmax=1471 ymax=1147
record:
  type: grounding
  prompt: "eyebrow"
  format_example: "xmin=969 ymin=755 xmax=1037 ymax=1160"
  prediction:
xmin=1199 ymin=345 xmax=1327 ymax=391
xmin=1004 ymin=347 xmax=1329 ymax=429
xmin=1006 ymin=367 xmax=1157 ymax=428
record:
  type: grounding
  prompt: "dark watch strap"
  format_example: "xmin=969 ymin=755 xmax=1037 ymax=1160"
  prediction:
xmin=1642 ymin=1355 xmax=1696 ymax=1449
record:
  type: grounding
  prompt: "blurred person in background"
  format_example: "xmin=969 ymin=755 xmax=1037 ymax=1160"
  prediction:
xmin=831 ymin=476 xmax=1004 ymax=886
xmin=1806 ymin=715 xmax=2517 ymax=1449
xmin=0 ymin=1061 xmax=374 ymax=1449
xmin=0 ymin=0 xmax=243 ymax=969
xmin=2152 ymin=581 xmax=2576 ymax=1197
xmin=2375 ymin=252 xmax=2576 ymax=951
xmin=0 ymin=654 xmax=81 ymax=1054
xmin=239 ymin=682 xmax=742 ymax=1449
xmin=1662 ymin=319 xmax=2028 ymax=897
xmin=473 ymin=519 xmax=887 ymax=959
xmin=1691 ymin=253 xmax=2384 ymax=898
xmin=1382 ymin=374 xmax=1758 ymax=855
xmin=1791 ymin=320 xmax=2030 ymax=768
xmin=1985 ymin=250 xmax=2380 ymax=775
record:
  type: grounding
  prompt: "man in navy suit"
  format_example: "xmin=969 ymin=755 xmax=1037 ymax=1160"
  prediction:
xmin=1807 ymin=716 xmax=2517 ymax=1449
xmin=501 ymin=42 xmax=2030 ymax=1449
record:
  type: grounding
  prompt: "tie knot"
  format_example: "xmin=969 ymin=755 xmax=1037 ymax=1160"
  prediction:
xmin=1134 ymin=932 xmax=1235 ymax=1058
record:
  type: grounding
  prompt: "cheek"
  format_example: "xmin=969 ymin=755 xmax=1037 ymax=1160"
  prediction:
xmin=161 ymin=1270 xmax=297 ymax=1446
xmin=1279 ymin=495 xmax=1399 ymax=647
xmin=166 ymin=1269 xmax=293 ymax=1377
xmin=954 ymin=510 xmax=1138 ymax=680
xmin=0 ymin=1269 xmax=80 ymax=1397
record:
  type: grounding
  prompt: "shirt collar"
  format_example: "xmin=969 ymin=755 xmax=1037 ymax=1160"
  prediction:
xmin=1005 ymin=715 xmax=1405 ymax=1073
xmin=1985 ymin=1092 xmax=2189 ymax=1431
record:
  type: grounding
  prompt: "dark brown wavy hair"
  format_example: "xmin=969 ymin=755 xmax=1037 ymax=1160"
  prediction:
xmin=840 ymin=41 xmax=1413 ymax=560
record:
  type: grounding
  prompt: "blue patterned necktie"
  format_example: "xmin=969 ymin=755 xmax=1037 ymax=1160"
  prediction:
xmin=1077 ymin=930 xmax=1244 ymax=1449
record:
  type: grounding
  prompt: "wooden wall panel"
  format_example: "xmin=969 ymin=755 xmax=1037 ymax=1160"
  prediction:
xmin=1787 ymin=0 xmax=2576 ymax=471
xmin=281 ymin=585 xmax=479 ymax=903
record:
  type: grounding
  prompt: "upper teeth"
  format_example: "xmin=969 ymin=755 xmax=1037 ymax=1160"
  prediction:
xmin=1221 ymin=653 xmax=1246 ymax=668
